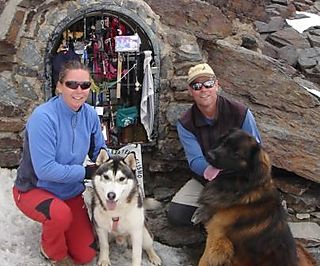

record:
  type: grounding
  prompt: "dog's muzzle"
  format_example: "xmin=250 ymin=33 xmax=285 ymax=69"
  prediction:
xmin=106 ymin=192 xmax=117 ymax=210
xmin=107 ymin=192 xmax=116 ymax=200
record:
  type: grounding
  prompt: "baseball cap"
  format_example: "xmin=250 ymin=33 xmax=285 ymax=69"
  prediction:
xmin=187 ymin=63 xmax=216 ymax=84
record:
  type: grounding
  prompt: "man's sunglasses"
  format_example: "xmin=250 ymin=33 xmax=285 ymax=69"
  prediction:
xmin=64 ymin=81 xmax=92 ymax=90
xmin=190 ymin=80 xmax=215 ymax=91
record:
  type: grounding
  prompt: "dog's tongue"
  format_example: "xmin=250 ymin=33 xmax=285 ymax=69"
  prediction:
xmin=106 ymin=200 xmax=117 ymax=210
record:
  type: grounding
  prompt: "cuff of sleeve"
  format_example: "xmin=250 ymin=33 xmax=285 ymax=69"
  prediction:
xmin=204 ymin=165 xmax=221 ymax=181
xmin=85 ymin=164 xmax=98 ymax=179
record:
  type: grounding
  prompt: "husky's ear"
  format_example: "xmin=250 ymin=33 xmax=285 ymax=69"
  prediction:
xmin=124 ymin=152 xmax=136 ymax=171
xmin=96 ymin=149 xmax=109 ymax=166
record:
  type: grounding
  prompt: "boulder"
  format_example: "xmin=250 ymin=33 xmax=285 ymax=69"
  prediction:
xmin=204 ymin=40 xmax=320 ymax=183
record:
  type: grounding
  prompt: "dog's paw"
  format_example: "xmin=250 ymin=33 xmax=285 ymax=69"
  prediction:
xmin=191 ymin=208 xmax=202 ymax=224
xmin=149 ymin=254 xmax=162 ymax=266
xmin=146 ymin=249 xmax=162 ymax=265
xmin=191 ymin=206 xmax=211 ymax=225
xmin=97 ymin=256 xmax=111 ymax=266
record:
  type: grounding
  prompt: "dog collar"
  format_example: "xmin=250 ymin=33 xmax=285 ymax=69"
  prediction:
xmin=112 ymin=217 xmax=119 ymax=231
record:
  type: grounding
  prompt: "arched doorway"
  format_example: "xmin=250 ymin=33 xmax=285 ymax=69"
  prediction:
xmin=44 ymin=6 xmax=160 ymax=149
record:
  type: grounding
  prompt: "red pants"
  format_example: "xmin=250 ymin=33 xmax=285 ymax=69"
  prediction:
xmin=12 ymin=186 xmax=96 ymax=264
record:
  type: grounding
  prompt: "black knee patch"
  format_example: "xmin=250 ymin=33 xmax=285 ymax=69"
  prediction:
xmin=167 ymin=202 xmax=197 ymax=227
xmin=90 ymin=239 xmax=99 ymax=251
xmin=35 ymin=198 xmax=53 ymax=219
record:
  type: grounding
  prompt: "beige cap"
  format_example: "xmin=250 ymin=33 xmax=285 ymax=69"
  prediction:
xmin=187 ymin=63 xmax=216 ymax=84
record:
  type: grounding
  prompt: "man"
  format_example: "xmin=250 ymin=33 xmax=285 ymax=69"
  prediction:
xmin=168 ymin=63 xmax=261 ymax=226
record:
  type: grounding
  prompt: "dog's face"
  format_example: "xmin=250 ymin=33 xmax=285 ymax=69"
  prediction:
xmin=207 ymin=129 xmax=261 ymax=171
xmin=93 ymin=150 xmax=137 ymax=210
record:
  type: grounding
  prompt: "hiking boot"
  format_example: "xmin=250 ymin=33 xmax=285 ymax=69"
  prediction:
xmin=40 ymin=245 xmax=75 ymax=266
xmin=51 ymin=257 xmax=75 ymax=266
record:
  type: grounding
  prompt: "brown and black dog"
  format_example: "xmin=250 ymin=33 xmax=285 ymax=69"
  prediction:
xmin=192 ymin=129 xmax=316 ymax=266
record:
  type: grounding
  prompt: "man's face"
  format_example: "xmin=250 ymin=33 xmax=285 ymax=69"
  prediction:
xmin=189 ymin=76 xmax=218 ymax=108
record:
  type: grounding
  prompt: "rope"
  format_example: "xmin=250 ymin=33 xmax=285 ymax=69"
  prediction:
xmin=91 ymin=63 xmax=137 ymax=92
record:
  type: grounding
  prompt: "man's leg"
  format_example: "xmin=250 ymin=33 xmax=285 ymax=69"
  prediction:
xmin=167 ymin=179 xmax=203 ymax=226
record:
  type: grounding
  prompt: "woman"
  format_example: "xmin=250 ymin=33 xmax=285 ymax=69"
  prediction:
xmin=13 ymin=60 xmax=106 ymax=265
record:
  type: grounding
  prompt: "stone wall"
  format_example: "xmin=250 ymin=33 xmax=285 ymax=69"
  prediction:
xmin=0 ymin=0 xmax=320 ymax=184
xmin=0 ymin=0 xmax=233 ymax=168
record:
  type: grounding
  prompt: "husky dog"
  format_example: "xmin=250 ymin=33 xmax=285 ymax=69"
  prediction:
xmin=89 ymin=149 xmax=161 ymax=266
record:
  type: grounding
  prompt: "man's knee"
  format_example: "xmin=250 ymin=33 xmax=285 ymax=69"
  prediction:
xmin=167 ymin=202 xmax=197 ymax=227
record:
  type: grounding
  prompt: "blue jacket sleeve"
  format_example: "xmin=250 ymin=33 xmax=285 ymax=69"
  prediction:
xmin=241 ymin=109 xmax=262 ymax=143
xmin=177 ymin=121 xmax=209 ymax=176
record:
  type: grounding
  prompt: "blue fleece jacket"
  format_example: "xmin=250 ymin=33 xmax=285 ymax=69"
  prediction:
xmin=15 ymin=96 xmax=107 ymax=200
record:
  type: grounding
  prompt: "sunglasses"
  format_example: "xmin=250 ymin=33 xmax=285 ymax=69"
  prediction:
xmin=190 ymin=80 xmax=215 ymax=91
xmin=64 ymin=81 xmax=91 ymax=90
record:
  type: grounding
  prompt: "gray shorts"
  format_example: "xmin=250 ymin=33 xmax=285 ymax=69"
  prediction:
xmin=171 ymin=178 xmax=204 ymax=207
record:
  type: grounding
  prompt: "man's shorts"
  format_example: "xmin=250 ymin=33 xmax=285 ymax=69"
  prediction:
xmin=171 ymin=178 xmax=204 ymax=207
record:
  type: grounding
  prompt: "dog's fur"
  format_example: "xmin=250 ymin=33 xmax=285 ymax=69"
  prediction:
xmin=89 ymin=150 xmax=161 ymax=266
xmin=192 ymin=129 xmax=316 ymax=266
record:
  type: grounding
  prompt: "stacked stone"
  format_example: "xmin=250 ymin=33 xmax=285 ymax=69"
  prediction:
xmin=254 ymin=0 xmax=320 ymax=84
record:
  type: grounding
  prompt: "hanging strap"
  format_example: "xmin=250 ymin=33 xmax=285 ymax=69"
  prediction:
xmin=116 ymin=53 xmax=123 ymax=99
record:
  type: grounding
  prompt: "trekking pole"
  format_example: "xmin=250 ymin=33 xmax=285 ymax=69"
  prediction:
xmin=116 ymin=52 xmax=122 ymax=99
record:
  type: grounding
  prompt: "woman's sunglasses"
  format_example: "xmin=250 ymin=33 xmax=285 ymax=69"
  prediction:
xmin=64 ymin=81 xmax=92 ymax=90
xmin=191 ymin=80 xmax=215 ymax=91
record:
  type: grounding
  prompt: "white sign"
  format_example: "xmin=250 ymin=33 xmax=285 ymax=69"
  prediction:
xmin=110 ymin=144 xmax=145 ymax=197
xmin=95 ymin=106 xmax=104 ymax=116
xmin=115 ymin=34 xmax=141 ymax=52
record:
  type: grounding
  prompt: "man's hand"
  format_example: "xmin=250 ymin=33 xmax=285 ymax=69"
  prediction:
xmin=204 ymin=165 xmax=221 ymax=181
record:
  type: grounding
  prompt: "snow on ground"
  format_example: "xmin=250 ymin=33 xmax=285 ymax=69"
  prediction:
xmin=286 ymin=11 xmax=320 ymax=33
xmin=0 ymin=168 xmax=192 ymax=266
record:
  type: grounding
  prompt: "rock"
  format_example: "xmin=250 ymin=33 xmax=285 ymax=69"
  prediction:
xmin=296 ymin=213 xmax=311 ymax=220
xmin=254 ymin=16 xmax=286 ymax=34
xmin=272 ymin=0 xmax=289 ymax=5
xmin=311 ymin=212 xmax=320 ymax=219
xmin=306 ymin=27 xmax=320 ymax=47
xmin=278 ymin=45 xmax=299 ymax=65
xmin=289 ymin=222 xmax=320 ymax=241
xmin=204 ymin=40 xmax=320 ymax=183
xmin=298 ymin=47 xmax=320 ymax=83
xmin=147 ymin=204 xmax=205 ymax=247
xmin=266 ymin=3 xmax=296 ymax=18
xmin=298 ymin=47 xmax=320 ymax=69
xmin=146 ymin=0 xmax=233 ymax=40
xmin=294 ymin=1 xmax=314 ymax=11
xmin=266 ymin=27 xmax=310 ymax=48
xmin=241 ymin=35 xmax=260 ymax=51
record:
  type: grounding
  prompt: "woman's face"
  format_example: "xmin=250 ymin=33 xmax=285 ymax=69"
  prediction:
xmin=57 ymin=69 xmax=91 ymax=111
